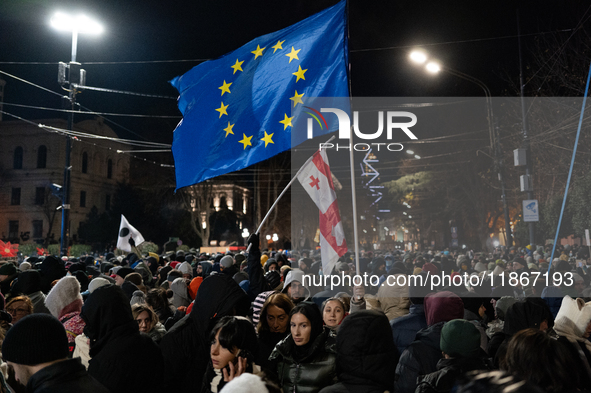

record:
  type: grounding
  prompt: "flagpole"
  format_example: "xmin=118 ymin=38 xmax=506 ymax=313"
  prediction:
xmin=345 ymin=0 xmax=360 ymax=274
xmin=246 ymin=135 xmax=336 ymax=253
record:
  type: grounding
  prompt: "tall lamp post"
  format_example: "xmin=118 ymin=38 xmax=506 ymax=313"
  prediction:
xmin=410 ymin=50 xmax=513 ymax=247
xmin=51 ymin=12 xmax=102 ymax=256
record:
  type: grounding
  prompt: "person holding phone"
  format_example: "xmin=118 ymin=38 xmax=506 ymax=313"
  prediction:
xmin=202 ymin=316 xmax=260 ymax=393
xmin=269 ymin=302 xmax=337 ymax=393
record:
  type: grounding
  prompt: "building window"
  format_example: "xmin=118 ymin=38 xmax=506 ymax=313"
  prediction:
xmin=107 ymin=159 xmax=113 ymax=179
xmin=11 ymin=188 xmax=21 ymax=205
xmin=35 ymin=187 xmax=45 ymax=205
xmin=37 ymin=145 xmax=47 ymax=168
xmin=105 ymin=194 xmax=111 ymax=211
xmin=82 ymin=152 xmax=88 ymax=174
xmin=80 ymin=191 xmax=86 ymax=208
xmin=8 ymin=221 xmax=18 ymax=240
xmin=32 ymin=220 xmax=43 ymax=238
xmin=13 ymin=147 xmax=23 ymax=169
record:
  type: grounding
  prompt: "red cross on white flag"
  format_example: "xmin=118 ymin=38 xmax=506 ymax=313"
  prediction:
xmin=297 ymin=150 xmax=347 ymax=275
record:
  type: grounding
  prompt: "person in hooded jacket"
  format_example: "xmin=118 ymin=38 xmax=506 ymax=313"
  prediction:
xmin=370 ymin=263 xmax=410 ymax=321
xmin=44 ymin=276 xmax=85 ymax=354
xmin=269 ymin=302 xmax=337 ymax=393
xmin=415 ymin=319 xmax=491 ymax=393
xmin=159 ymin=274 xmax=251 ymax=393
xmin=10 ymin=270 xmax=50 ymax=315
xmin=394 ymin=291 xmax=465 ymax=393
xmin=390 ymin=272 xmax=429 ymax=355
xmin=319 ymin=309 xmax=398 ymax=393
xmin=487 ymin=297 xmax=553 ymax=368
xmin=80 ymin=284 xmax=165 ymax=393
xmin=552 ymin=295 xmax=591 ymax=369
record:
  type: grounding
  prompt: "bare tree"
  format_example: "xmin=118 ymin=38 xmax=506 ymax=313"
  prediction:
xmin=179 ymin=181 xmax=214 ymax=246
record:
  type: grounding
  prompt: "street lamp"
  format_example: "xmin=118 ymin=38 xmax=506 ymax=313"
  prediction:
xmin=409 ymin=49 xmax=512 ymax=247
xmin=51 ymin=12 xmax=102 ymax=257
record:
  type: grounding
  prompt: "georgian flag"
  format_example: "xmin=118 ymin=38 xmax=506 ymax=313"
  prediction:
xmin=297 ymin=150 xmax=347 ymax=275
xmin=116 ymin=215 xmax=145 ymax=252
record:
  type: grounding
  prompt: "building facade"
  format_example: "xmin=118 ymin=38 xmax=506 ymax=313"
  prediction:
xmin=0 ymin=117 xmax=129 ymax=246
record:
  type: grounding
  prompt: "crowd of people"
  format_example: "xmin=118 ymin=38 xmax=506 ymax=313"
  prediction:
xmin=0 ymin=236 xmax=589 ymax=393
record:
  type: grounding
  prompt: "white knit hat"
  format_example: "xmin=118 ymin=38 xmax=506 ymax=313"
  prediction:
xmin=219 ymin=372 xmax=268 ymax=393
xmin=44 ymin=276 xmax=82 ymax=318
xmin=178 ymin=262 xmax=193 ymax=276
xmin=555 ymin=295 xmax=591 ymax=337
xmin=88 ymin=277 xmax=110 ymax=293
xmin=19 ymin=262 xmax=32 ymax=272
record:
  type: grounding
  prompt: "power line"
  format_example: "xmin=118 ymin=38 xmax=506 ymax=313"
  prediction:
xmin=2 ymin=102 xmax=182 ymax=119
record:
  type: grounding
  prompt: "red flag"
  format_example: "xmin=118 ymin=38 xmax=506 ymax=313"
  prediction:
xmin=297 ymin=150 xmax=347 ymax=275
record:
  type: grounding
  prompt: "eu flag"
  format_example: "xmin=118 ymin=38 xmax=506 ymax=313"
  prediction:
xmin=171 ymin=0 xmax=349 ymax=189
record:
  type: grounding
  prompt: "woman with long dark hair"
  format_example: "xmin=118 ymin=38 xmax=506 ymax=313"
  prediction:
xmin=269 ymin=302 xmax=337 ymax=393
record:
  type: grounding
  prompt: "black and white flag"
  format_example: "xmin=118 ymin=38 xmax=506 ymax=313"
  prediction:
xmin=116 ymin=214 xmax=145 ymax=252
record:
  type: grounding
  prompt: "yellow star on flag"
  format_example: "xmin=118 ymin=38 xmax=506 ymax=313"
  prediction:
xmin=215 ymin=102 xmax=228 ymax=118
xmin=219 ymin=80 xmax=232 ymax=96
xmin=292 ymin=65 xmax=307 ymax=82
xmin=261 ymin=131 xmax=274 ymax=147
xmin=271 ymin=40 xmax=285 ymax=53
xmin=285 ymin=47 xmax=301 ymax=63
xmin=223 ymin=122 xmax=235 ymax=137
xmin=231 ymin=59 xmax=244 ymax=74
xmin=251 ymin=45 xmax=266 ymax=59
xmin=290 ymin=90 xmax=304 ymax=107
xmin=238 ymin=133 xmax=253 ymax=149
xmin=279 ymin=114 xmax=293 ymax=130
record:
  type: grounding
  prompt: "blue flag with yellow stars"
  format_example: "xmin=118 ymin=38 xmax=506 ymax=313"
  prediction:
xmin=170 ymin=0 xmax=349 ymax=189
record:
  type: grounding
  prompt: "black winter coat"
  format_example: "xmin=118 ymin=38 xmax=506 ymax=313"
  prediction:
xmin=395 ymin=322 xmax=445 ymax=393
xmin=26 ymin=358 xmax=109 ymax=393
xmin=319 ymin=310 xmax=399 ymax=393
xmin=270 ymin=327 xmax=337 ymax=393
xmin=159 ymin=274 xmax=251 ymax=393
xmin=81 ymin=285 xmax=165 ymax=393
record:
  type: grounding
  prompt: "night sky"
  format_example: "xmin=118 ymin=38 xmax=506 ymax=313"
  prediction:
xmin=0 ymin=0 xmax=586 ymax=152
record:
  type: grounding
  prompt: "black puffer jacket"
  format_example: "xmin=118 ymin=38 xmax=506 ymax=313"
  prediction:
xmin=81 ymin=285 xmax=165 ymax=393
xmin=159 ymin=274 xmax=251 ymax=393
xmin=319 ymin=310 xmax=399 ymax=393
xmin=270 ymin=327 xmax=337 ymax=393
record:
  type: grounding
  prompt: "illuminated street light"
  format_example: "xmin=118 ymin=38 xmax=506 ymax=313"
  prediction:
xmin=409 ymin=50 xmax=427 ymax=64
xmin=406 ymin=150 xmax=414 ymax=155
xmin=414 ymin=155 xmax=421 ymax=159
xmin=51 ymin=11 xmax=102 ymax=257
xmin=409 ymin=48 xmax=513 ymax=247
xmin=272 ymin=233 xmax=279 ymax=242
xmin=425 ymin=62 xmax=441 ymax=74
xmin=266 ymin=235 xmax=271 ymax=240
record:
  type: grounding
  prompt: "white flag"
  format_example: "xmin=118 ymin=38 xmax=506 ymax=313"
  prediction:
xmin=297 ymin=150 xmax=347 ymax=275
xmin=117 ymin=215 xmax=145 ymax=252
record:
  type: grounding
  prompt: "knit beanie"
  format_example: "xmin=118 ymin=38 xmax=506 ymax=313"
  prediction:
xmin=219 ymin=373 xmax=268 ymax=393
xmin=130 ymin=290 xmax=147 ymax=306
xmin=440 ymin=319 xmax=481 ymax=358
xmin=44 ymin=276 xmax=82 ymax=318
xmin=19 ymin=262 xmax=32 ymax=272
xmin=220 ymin=256 xmax=234 ymax=269
xmin=178 ymin=262 xmax=193 ymax=277
xmin=2 ymin=314 xmax=68 ymax=365
xmin=124 ymin=272 xmax=143 ymax=287
xmin=0 ymin=264 xmax=16 ymax=276
xmin=116 ymin=267 xmax=134 ymax=279
xmin=88 ymin=277 xmax=110 ymax=293
xmin=265 ymin=270 xmax=281 ymax=290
